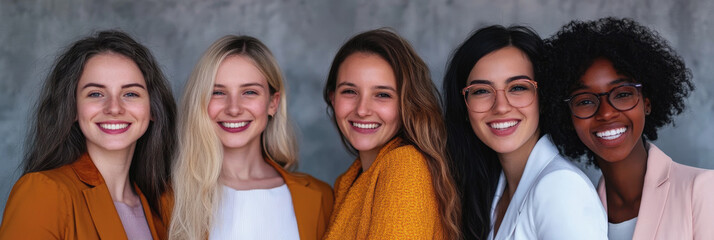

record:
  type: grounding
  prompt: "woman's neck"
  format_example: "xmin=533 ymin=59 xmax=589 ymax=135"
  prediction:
xmin=598 ymin=138 xmax=648 ymax=222
xmin=497 ymin=132 xmax=540 ymax=196
xmin=220 ymin=142 xmax=281 ymax=190
xmin=358 ymin=148 xmax=380 ymax=172
xmin=86 ymin=143 xmax=138 ymax=206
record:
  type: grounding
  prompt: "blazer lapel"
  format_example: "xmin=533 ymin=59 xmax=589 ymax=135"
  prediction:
xmin=72 ymin=154 xmax=127 ymax=240
xmin=491 ymin=173 xmax=518 ymax=240
xmin=83 ymin=187 xmax=128 ymax=240
xmin=494 ymin=136 xmax=559 ymax=240
xmin=136 ymin=185 xmax=162 ymax=240
xmin=632 ymin=144 xmax=672 ymax=240
xmin=596 ymin=177 xmax=607 ymax=210
xmin=266 ymin=157 xmax=323 ymax=240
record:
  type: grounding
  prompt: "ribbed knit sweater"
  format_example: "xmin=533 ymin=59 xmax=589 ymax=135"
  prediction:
xmin=324 ymin=137 xmax=443 ymax=239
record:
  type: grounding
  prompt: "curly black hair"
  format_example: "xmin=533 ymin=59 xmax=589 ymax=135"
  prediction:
xmin=540 ymin=17 xmax=694 ymax=166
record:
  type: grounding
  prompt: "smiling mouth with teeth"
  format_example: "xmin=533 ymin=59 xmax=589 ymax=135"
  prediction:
xmin=595 ymin=127 xmax=627 ymax=140
xmin=99 ymin=123 xmax=129 ymax=130
xmin=351 ymin=122 xmax=380 ymax=129
xmin=221 ymin=121 xmax=249 ymax=128
xmin=489 ymin=120 xmax=518 ymax=130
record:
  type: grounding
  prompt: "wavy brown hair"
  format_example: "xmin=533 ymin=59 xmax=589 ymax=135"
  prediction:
xmin=323 ymin=28 xmax=461 ymax=239
xmin=23 ymin=30 xmax=176 ymax=217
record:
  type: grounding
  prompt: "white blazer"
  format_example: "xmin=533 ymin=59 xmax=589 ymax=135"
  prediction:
xmin=488 ymin=135 xmax=608 ymax=240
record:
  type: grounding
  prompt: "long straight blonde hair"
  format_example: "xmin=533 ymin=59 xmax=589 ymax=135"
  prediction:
xmin=169 ymin=35 xmax=297 ymax=240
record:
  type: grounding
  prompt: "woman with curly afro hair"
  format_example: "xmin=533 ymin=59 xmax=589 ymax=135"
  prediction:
xmin=541 ymin=17 xmax=714 ymax=240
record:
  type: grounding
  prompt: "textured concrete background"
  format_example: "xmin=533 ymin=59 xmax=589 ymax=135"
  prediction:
xmin=2 ymin=0 xmax=713 ymax=218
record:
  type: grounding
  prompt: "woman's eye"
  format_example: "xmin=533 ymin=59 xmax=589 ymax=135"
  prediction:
xmin=471 ymin=88 xmax=491 ymax=95
xmin=376 ymin=92 xmax=392 ymax=98
xmin=575 ymin=99 xmax=595 ymax=106
xmin=340 ymin=89 xmax=356 ymax=95
xmin=124 ymin=92 xmax=139 ymax=97
xmin=244 ymin=90 xmax=259 ymax=95
xmin=614 ymin=92 xmax=633 ymax=99
xmin=212 ymin=91 xmax=225 ymax=96
xmin=88 ymin=92 xmax=102 ymax=98
xmin=509 ymin=85 xmax=529 ymax=92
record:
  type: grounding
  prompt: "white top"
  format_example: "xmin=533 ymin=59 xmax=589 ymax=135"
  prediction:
xmin=609 ymin=217 xmax=638 ymax=240
xmin=488 ymin=135 xmax=608 ymax=240
xmin=209 ymin=184 xmax=300 ymax=240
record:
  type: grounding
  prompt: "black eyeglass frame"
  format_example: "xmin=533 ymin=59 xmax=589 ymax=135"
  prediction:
xmin=563 ymin=83 xmax=643 ymax=119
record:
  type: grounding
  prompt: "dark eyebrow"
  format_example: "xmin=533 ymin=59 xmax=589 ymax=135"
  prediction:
xmin=336 ymin=82 xmax=396 ymax=92
xmin=467 ymin=79 xmax=491 ymax=85
xmin=505 ymin=75 xmax=532 ymax=83
xmin=122 ymin=83 xmax=145 ymax=89
xmin=82 ymin=83 xmax=146 ymax=89
xmin=571 ymin=77 xmax=632 ymax=92
xmin=336 ymin=82 xmax=356 ymax=88
xmin=609 ymin=78 xmax=630 ymax=85
xmin=82 ymin=83 xmax=105 ymax=89
xmin=467 ymin=75 xmax=531 ymax=86
xmin=375 ymin=85 xmax=397 ymax=92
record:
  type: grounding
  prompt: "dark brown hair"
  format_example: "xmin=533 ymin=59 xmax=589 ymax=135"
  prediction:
xmin=23 ymin=30 xmax=176 ymax=217
xmin=323 ymin=28 xmax=461 ymax=239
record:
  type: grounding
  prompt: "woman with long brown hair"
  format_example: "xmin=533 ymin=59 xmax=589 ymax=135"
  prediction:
xmin=323 ymin=29 xmax=460 ymax=239
xmin=0 ymin=30 xmax=176 ymax=239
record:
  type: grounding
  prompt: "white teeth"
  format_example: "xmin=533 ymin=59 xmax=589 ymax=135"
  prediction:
xmin=352 ymin=122 xmax=380 ymax=129
xmin=596 ymin=127 xmax=627 ymax=140
xmin=221 ymin=122 xmax=248 ymax=128
xmin=489 ymin=121 xmax=518 ymax=130
xmin=99 ymin=123 xmax=129 ymax=130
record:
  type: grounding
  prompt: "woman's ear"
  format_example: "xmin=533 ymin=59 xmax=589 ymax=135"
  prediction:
xmin=268 ymin=91 xmax=280 ymax=117
xmin=644 ymin=97 xmax=651 ymax=115
xmin=329 ymin=91 xmax=335 ymax=106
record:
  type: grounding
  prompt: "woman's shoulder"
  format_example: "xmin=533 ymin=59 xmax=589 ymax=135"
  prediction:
xmin=649 ymin=143 xmax=714 ymax=193
xmin=378 ymin=143 xmax=428 ymax=169
xmin=285 ymin=171 xmax=333 ymax=195
xmin=531 ymin=156 xmax=597 ymax=199
xmin=14 ymin=165 xmax=81 ymax=192
xmin=539 ymin=152 xmax=592 ymax=184
xmin=669 ymin=161 xmax=714 ymax=198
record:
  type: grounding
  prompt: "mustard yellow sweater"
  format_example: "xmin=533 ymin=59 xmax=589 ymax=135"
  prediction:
xmin=324 ymin=137 xmax=443 ymax=240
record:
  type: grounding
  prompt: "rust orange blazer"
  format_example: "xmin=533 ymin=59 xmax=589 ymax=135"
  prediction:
xmin=265 ymin=157 xmax=334 ymax=240
xmin=0 ymin=154 xmax=171 ymax=240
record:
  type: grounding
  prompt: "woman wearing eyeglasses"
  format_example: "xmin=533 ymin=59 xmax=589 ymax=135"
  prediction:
xmin=442 ymin=25 xmax=607 ymax=240
xmin=541 ymin=17 xmax=714 ymax=240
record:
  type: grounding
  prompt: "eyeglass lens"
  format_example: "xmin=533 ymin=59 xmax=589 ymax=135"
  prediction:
xmin=568 ymin=85 xmax=640 ymax=119
xmin=464 ymin=80 xmax=537 ymax=113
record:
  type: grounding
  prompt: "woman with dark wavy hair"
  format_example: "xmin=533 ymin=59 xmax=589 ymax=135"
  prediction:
xmin=442 ymin=25 xmax=607 ymax=239
xmin=323 ymin=29 xmax=460 ymax=239
xmin=541 ymin=17 xmax=714 ymax=240
xmin=0 ymin=30 xmax=176 ymax=239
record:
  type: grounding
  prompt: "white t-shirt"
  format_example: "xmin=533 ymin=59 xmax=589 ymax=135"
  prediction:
xmin=209 ymin=184 xmax=300 ymax=240
xmin=608 ymin=217 xmax=638 ymax=240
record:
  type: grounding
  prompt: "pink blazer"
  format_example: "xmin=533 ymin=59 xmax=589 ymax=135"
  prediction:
xmin=597 ymin=143 xmax=714 ymax=240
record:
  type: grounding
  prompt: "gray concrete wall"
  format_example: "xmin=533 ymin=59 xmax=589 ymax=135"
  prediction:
xmin=2 ymin=0 xmax=713 ymax=218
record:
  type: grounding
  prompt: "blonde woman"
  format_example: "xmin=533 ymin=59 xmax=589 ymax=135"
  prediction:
xmin=169 ymin=36 xmax=333 ymax=240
